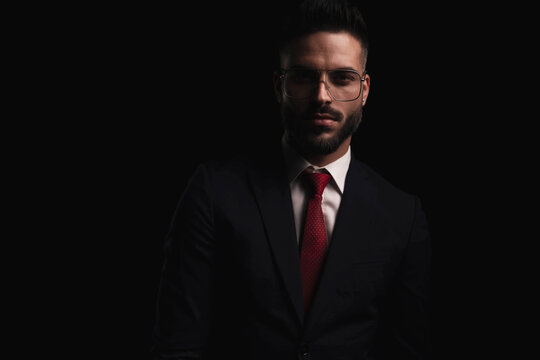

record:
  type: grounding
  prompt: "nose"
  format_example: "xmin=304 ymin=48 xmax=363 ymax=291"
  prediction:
xmin=315 ymin=77 xmax=333 ymax=104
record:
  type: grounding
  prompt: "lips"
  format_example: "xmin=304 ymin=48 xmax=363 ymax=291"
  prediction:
xmin=309 ymin=113 xmax=338 ymax=127
xmin=313 ymin=113 xmax=336 ymax=121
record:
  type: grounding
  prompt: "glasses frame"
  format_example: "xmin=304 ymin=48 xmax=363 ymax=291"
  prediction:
xmin=280 ymin=68 xmax=367 ymax=102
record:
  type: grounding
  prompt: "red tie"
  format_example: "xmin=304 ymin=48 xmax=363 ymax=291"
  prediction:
xmin=300 ymin=170 xmax=331 ymax=312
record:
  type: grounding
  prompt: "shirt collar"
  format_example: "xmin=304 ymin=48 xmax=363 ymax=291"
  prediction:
xmin=281 ymin=136 xmax=351 ymax=194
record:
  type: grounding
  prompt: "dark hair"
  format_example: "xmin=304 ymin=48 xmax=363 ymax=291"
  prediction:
xmin=278 ymin=0 xmax=369 ymax=68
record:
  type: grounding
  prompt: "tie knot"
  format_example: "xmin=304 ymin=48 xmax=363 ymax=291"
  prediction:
xmin=303 ymin=169 xmax=331 ymax=197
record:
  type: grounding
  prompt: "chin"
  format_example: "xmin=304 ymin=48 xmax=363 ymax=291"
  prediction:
xmin=310 ymin=127 xmax=339 ymax=140
xmin=301 ymin=133 xmax=342 ymax=155
xmin=309 ymin=123 xmax=338 ymax=135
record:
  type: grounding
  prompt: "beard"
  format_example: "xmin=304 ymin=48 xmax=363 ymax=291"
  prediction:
xmin=281 ymin=102 xmax=363 ymax=157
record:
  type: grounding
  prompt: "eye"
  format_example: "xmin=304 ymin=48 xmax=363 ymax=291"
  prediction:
xmin=288 ymin=69 xmax=318 ymax=83
xmin=330 ymin=71 xmax=358 ymax=86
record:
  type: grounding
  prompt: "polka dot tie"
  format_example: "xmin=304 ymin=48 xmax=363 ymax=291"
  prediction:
xmin=300 ymin=169 xmax=331 ymax=312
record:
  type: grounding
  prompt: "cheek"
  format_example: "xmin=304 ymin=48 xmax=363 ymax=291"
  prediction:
xmin=331 ymin=105 xmax=350 ymax=120
xmin=342 ymin=102 xmax=363 ymax=117
xmin=283 ymin=98 xmax=310 ymax=115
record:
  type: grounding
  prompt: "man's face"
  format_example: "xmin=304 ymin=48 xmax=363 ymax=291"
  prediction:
xmin=275 ymin=31 xmax=370 ymax=156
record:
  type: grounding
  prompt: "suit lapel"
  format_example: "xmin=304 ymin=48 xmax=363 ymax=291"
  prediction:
xmin=305 ymin=157 xmax=379 ymax=330
xmin=248 ymin=154 xmax=304 ymax=325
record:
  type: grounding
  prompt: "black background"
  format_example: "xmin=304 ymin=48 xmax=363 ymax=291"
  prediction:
xmin=20 ymin=2 xmax=528 ymax=359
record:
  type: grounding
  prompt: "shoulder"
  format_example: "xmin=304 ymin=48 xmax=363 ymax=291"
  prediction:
xmin=189 ymin=150 xmax=279 ymax=192
xmin=186 ymin=159 xmax=248 ymax=199
xmin=351 ymin=158 xmax=423 ymax=228
xmin=195 ymin=143 xmax=285 ymax=183
xmin=195 ymin=156 xmax=257 ymax=183
xmin=355 ymin=160 xmax=417 ymax=202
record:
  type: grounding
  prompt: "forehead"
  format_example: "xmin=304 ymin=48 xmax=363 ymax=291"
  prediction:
xmin=281 ymin=31 xmax=364 ymax=70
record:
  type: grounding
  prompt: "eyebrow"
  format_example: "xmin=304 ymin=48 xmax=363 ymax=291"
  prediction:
xmin=287 ymin=65 xmax=360 ymax=72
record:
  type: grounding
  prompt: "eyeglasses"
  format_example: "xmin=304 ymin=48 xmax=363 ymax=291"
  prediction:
xmin=280 ymin=68 xmax=366 ymax=102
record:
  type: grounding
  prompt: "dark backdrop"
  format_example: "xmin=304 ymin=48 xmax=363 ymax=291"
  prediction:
xmin=64 ymin=2 xmax=519 ymax=359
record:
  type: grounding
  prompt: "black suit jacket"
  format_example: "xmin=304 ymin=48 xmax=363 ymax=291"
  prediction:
xmin=152 ymin=150 xmax=431 ymax=360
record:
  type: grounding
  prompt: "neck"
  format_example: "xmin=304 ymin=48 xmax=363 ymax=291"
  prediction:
xmin=301 ymin=137 xmax=351 ymax=167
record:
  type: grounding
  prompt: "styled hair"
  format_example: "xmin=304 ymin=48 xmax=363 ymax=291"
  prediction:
xmin=278 ymin=0 xmax=369 ymax=69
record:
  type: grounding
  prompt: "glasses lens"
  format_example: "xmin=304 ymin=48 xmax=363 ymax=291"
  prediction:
xmin=327 ymin=70 xmax=362 ymax=101
xmin=284 ymin=69 xmax=319 ymax=99
xmin=284 ymin=69 xmax=362 ymax=101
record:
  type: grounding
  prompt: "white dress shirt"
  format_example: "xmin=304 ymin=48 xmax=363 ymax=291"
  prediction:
xmin=281 ymin=137 xmax=351 ymax=245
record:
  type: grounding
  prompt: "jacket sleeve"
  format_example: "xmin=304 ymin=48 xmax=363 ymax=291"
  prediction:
xmin=381 ymin=196 xmax=432 ymax=359
xmin=152 ymin=164 xmax=216 ymax=360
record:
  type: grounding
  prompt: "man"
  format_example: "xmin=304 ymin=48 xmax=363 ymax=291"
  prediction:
xmin=152 ymin=0 xmax=431 ymax=359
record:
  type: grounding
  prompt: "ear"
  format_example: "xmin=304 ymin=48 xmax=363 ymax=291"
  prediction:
xmin=361 ymin=73 xmax=371 ymax=105
xmin=273 ymin=71 xmax=283 ymax=103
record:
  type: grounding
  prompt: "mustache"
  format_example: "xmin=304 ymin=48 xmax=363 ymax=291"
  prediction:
xmin=303 ymin=105 xmax=344 ymax=122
